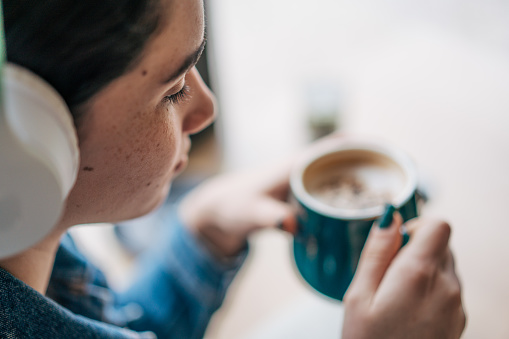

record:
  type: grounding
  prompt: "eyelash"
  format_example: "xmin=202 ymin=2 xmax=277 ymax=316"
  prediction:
xmin=164 ymin=85 xmax=190 ymax=105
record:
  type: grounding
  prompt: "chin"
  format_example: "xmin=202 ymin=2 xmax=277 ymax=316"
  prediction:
xmin=130 ymin=183 xmax=173 ymax=220
xmin=66 ymin=180 xmax=175 ymax=226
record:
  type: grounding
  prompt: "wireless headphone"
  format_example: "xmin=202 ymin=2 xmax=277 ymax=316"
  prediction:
xmin=0 ymin=12 xmax=80 ymax=258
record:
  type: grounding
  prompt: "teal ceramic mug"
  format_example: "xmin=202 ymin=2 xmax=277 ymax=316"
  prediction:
xmin=289 ymin=139 xmax=420 ymax=301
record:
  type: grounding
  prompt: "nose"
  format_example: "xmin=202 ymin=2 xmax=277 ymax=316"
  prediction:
xmin=182 ymin=67 xmax=217 ymax=135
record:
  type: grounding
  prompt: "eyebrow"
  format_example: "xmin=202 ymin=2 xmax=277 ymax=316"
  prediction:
xmin=163 ymin=37 xmax=207 ymax=84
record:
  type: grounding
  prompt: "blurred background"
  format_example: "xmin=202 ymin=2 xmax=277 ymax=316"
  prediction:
xmin=72 ymin=0 xmax=509 ymax=338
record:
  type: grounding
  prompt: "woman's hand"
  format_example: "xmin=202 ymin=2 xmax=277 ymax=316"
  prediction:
xmin=179 ymin=133 xmax=343 ymax=258
xmin=178 ymin=162 xmax=296 ymax=257
xmin=342 ymin=215 xmax=466 ymax=339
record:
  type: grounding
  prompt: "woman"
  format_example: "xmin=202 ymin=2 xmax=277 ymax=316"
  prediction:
xmin=0 ymin=0 xmax=465 ymax=338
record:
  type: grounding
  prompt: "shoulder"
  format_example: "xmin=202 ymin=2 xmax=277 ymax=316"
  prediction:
xmin=0 ymin=267 xmax=154 ymax=338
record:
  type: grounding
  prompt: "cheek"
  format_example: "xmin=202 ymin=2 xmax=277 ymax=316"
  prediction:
xmin=108 ymin=115 xmax=180 ymax=191
xmin=137 ymin=123 xmax=181 ymax=186
xmin=70 ymin=108 xmax=182 ymax=221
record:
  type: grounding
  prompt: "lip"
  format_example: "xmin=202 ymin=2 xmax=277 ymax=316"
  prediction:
xmin=173 ymin=138 xmax=191 ymax=175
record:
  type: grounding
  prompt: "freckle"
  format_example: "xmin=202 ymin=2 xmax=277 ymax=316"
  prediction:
xmin=83 ymin=166 xmax=94 ymax=172
xmin=142 ymin=70 xmax=147 ymax=76
xmin=76 ymin=204 xmax=81 ymax=208
xmin=125 ymin=154 xmax=131 ymax=161
xmin=146 ymin=182 xmax=151 ymax=187
xmin=156 ymin=143 xmax=160 ymax=148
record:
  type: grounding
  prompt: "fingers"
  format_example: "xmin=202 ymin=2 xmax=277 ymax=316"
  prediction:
xmin=404 ymin=218 xmax=451 ymax=261
xmin=457 ymin=303 xmax=467 ymax=338
xmin=442 ymin=248 xmax=456 ymax=272
xmin=249 ymin=198 xmax=296 ymax=231
xmin=441 ymin=250 xmax=466 ymax=338
xmin=443 ymin=250 xmax=466 ymax=338
xmin=278 ymin=214 xmax=298 ymax=234
xmin=346 ymin=212 xmax=403 ymax=302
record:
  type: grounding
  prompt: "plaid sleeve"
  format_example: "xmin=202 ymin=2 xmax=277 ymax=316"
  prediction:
xmin=114 ymin=208 xmax=248 ymax=339
xmin=163 ymin=216 xmax=247 ymax=306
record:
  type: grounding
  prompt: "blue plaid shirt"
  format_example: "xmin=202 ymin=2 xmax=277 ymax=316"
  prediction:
xmin=0 ymin=212 xmax=247 ymax=338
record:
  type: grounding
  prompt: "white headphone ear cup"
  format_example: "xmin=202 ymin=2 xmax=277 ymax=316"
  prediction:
xmin=0 ymin=63 xmax=79 ymax=258
xmin=0 ymin=136 xmax=65 ymax=257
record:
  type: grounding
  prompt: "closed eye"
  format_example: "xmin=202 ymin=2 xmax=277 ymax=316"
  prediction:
xmin=164 ymin=85 xmax=190 ymax=105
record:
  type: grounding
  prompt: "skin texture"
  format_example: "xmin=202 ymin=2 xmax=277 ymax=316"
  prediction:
xmin=61 ymin=0 xmax=215 ymax=227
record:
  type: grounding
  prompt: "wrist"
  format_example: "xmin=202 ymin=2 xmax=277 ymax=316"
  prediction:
xmin=179 ymin=206 xmax=245 ymax=258
xmin=196 ymin=224 xmax=247 ymax=258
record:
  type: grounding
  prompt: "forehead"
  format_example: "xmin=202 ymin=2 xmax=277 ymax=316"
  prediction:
xmin=136 ymin=0 xmax=205 ymax=78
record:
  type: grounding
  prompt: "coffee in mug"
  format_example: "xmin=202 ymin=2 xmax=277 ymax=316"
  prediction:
xmin=290 ymin=139 xmax=420 ymax=300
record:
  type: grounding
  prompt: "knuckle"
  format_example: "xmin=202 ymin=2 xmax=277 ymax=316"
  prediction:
xmin=461 ymin=308 xmax=467 ymax=332
xmin=445 ymin=281 xmax=463 ymax=308
xmin=361 ymin=249 xmax=385 ymax=265
xmin=404 ymin=261 xmax=436 ymax=292
xmin=409 ymin=261 xmax=435 ymax=280
xmin=342 ymin=289 xmax=361 ymax=308
xmin=447 ymin=294 xmax=462 ymax=313
xmin=361 ymin=238 xmax=397 ymax=264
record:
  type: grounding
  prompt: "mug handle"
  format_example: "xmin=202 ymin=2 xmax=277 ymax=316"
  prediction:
xmin=400 ymin=185 xmax=429 ymax=247
xmin=416 ymin=186 xmax=429 ymax=205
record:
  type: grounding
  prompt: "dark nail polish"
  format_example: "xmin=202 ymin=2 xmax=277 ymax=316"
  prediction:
xmin=378 ymin=204 xmax=395 ymax=229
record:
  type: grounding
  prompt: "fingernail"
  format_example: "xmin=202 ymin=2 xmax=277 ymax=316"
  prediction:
xmin=400 ymin=225 xmax=410 ymax=246
xmin=378 ymin=204 xmax=396 ymax=229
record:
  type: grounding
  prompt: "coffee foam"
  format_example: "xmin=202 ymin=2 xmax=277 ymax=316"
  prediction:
xmin=291 ymin=140 xmax=417 ymax=220
xmin=303 ymin=150 xmax=407 ymax=211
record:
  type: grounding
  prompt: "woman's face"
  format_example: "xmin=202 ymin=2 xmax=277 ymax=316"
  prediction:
xmin=62 ymin=0 xmax=215 ymax=226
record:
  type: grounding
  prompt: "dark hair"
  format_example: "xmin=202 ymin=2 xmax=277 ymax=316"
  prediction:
xmin=3 ymin=0 xmax=162 ymax=119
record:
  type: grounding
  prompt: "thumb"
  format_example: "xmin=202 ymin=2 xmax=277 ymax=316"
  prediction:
xmin=346 ymin=208 xmax=403 ymax=302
